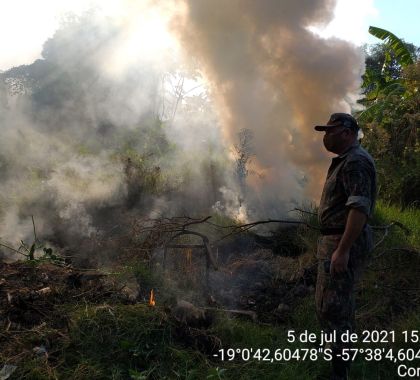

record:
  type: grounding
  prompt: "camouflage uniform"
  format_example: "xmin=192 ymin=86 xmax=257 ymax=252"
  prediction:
xmin=316 ymin=142 xmax=376 ymax=379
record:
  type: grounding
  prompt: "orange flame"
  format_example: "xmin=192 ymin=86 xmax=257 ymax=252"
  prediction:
xmin=185 ymin=248 xmax=192 ymax=270
xmin=149 ymin=289 xmax=156 ymax=306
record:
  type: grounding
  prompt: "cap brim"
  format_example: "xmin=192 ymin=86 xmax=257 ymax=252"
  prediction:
xmin=314 ymin=125 xmax=333 ymax=131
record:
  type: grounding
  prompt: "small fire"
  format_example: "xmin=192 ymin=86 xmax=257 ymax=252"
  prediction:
xmin=185 ymin=248 xmax=192 ymax=270
xmin=149 ymin=289 xmax=156 ymax=306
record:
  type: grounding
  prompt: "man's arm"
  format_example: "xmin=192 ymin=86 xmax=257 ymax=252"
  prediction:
xmin=330 ymin=157 xmax=375 ymax=276
xmin=330 ymin=208 xmax=367 ymax=275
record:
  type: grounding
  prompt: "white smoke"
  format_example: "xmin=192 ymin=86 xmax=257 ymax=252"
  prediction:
xmin=0 ymin=1 xmax=366 ymax=260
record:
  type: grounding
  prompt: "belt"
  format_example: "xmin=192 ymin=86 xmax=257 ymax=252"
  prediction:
xmin=320 ymin=227 xmax=345 ymax=235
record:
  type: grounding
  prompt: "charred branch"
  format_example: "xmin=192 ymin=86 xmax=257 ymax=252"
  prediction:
xmin=136 ymin=215 xmax=411 ymax=249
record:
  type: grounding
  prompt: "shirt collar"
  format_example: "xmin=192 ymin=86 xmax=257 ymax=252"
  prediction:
xmin=337 ymin=141 xmax=360 ymax=158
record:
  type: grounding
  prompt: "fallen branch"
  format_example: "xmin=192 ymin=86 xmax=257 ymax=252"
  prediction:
xmin=371 ymin=220 xmax=410 ymax=234
xmin=215 ymin=219 xmax=318 ymax=242
xmin=0 ymin=242 xmax=27 ymax=257
xmin=289 ymin=208 xmax=317 ymax=216
xmin=372 ymin=221 xmax=411 ymax=249
xmin=134 ymin=215 xmax=412 ymax=254
xmin=203 ymin=307 xmax=257 ymax=322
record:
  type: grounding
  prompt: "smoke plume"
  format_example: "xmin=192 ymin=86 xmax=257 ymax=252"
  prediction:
xmin=0 ymin=1 xmax=365 ymax=261
xmin=174 ymin=0 xmax=364 ymax=217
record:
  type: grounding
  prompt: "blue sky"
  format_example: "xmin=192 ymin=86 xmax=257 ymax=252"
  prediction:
xmin=367 ymin=0 xmax=420 ymax=46
xmin=369 ymin=0 xmax=420 ymax=46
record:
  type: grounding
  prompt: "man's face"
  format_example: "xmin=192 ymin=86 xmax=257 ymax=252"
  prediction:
xmin=322 ymin=125 xmax=350 ymax=153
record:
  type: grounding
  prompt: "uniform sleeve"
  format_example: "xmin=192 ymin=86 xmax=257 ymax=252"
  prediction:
xmin=342 ymin=159 xmax=374 ymax=216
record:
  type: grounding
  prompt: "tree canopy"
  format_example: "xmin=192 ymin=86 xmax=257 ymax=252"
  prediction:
xmin=358 ymin=27 xmax=419 ymax=207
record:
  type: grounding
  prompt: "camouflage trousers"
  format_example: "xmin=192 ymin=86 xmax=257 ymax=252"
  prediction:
xmin=315 ymin=227 xmax=373 ymax=379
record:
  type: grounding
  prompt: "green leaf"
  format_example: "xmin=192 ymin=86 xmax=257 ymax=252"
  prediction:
xmin=369 ymin=26 xmax=414 ymax=67
xmin=357 ymin=102 xmax=383 ymax=122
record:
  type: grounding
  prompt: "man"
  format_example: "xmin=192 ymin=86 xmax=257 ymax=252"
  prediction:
xmin=314 ymin=113 xmax=376 ymax=380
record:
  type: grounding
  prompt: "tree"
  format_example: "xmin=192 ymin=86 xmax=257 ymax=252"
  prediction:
xmin=358 ymin=27 xmax=419 ymax=207
xmin=234 ymin=129 xmax=254 ymax=201
xmin=358 ymin=27 xmax=418 ymax=123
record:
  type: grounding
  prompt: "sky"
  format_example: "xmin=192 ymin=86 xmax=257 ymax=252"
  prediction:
xmin=311 ymin=0 xmax=420 ymax=47
xmin=0 ymin=0 xmax=419 ymax=71
xmin=366 ymin=0 xmax=420 ymax=46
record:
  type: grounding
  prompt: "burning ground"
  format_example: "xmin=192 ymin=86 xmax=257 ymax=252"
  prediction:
xmin=0 ymin=204 xmax=419 ymax=379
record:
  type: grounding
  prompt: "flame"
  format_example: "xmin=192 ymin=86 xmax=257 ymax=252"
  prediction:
xmin=149 ymin=289 xmax=156 ymax=306
xmin=185 ymin=248 xmax=192 ymax=270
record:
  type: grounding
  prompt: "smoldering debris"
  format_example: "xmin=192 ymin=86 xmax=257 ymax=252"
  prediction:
xmin=140 ymin=214 xmax=316 ymax=320
xmin=0 ymin=261 xmax=129 ymax=331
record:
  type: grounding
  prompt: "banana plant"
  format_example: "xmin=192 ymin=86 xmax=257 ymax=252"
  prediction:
xmin=358 ymin=27 xmax=415 ymax=122
xmin=368 ymin=26 xmax=414 ymax=68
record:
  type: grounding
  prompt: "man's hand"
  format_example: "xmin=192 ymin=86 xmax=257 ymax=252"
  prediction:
xmin=330 ymin=247 xmax=350 ymax=275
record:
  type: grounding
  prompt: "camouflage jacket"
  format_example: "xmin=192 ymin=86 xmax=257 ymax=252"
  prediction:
xmin=319 ymin=142 xmax=377 ymax=227
xmin=317 ymin=143 xmax=377 ymax=258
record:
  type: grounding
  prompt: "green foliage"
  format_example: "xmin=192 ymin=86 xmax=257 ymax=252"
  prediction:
xmin=61 ymin=304 xmax=226 ymax=380
xmin=372 ymin=201 xmax=420 ymax=248
xmin=360 ymin=62 xmax=420 ymax=206
xmin=358 ymin=27 xmax=418 ymax=123
xmin=368 ymin=27 xmax=414 ymax=67
xmin=0 ymin=216 xmax=65 ymax=264
xmin=358 ymin=27 xmax=419 ymax=207
xmin=356 ymin=201 xmax=420 ymax=333
xmin=17 ymin=241 xmax=62 ymax=264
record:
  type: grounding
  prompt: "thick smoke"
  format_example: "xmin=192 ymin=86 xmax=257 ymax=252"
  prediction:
xmin=174 ymin=0 xmax=364 ymax=217
xmin=0 ymin=1 xmax=365 ymax=261
xmin=0 ymin=8 xmax=229 ymax=261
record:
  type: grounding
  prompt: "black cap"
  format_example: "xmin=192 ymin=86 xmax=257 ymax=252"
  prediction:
xmin=314 ymin=113 xmax=359 ymax=131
